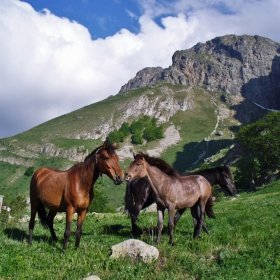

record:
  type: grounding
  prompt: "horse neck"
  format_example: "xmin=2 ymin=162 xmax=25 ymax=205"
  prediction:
xmin=195 ymin=170 xmax=217 ymax=186
xmin=80 ymin=156 xmax=100 ymax=189
xmin=145 ymin=164 xmax=173 ymax=197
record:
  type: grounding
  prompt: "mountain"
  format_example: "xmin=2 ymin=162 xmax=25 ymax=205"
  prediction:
xmin=0 ymin=34 xmax=279 ymax=207
xmin=119 ymin=35 xmax=280 ymax=110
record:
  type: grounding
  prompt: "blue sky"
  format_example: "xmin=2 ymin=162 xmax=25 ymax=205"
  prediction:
xmin=25 ymin=0 xmax=142 ymax=39
xmin=1 ymin=0 xmax=280 ymax=138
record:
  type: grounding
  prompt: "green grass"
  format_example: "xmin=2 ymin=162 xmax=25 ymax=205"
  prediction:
xmin=1 ymin=180 xmax=280 ymax=279
xmin=0 ymin=83 xmax=267 ymax=206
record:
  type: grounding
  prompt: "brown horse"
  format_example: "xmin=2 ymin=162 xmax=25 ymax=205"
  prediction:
xmin=125 ymin=153 xmax=214 ymax=245
xmin=125 ymin=166 xmax=236 ymax=234
xmin=29 ymin=141 xmax=124 ymax=250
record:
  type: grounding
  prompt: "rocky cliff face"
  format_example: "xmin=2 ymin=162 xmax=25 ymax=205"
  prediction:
xmin=119 ymin=35 xmax=280 ymax=110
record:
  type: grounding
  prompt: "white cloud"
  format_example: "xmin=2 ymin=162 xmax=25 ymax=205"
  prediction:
xmin=1 ymin=0 xmax=280 ymax=138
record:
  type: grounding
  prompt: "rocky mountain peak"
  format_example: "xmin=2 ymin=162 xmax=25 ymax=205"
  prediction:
xmin=119 ymin=34 xmax=280 ymax=109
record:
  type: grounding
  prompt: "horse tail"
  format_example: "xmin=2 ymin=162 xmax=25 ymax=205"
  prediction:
xmin=124 ymin=181 xmax=134 ymax=216
xmin=30 ymin=173 xmax=48 ymax=226
xmin=37 ymin=200 xmax=48 ymax=227
xmin=205 ymin=192 xmax=216 ymax=219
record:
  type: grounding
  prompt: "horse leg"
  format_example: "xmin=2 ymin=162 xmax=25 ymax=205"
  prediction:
xmin=75 ymin=210 xmax=87 ymax=248
xmin=168 ymin=206 xmax=175 ymax=246
xmin=46 ymin=211 xmax=58 ymax=241
xmin=28 ymin=200 xmax=38 ymax=246
xmin=131 ymin=202 xmax=142 ymax=234
xmin=63 ymin=207 xmax=75 ymax=250
xmin=191 ymin=199 xmax=204 ymax=238
xmin=157 ymin=204 xmax=165 ymax=244
xmin=174 ymin=208 xmax=186 ymax=227
xmin=192 ymin=199 xmax=206 ymax=239
xmin=192 ymin=206 xmax=209 ymax=234
xmin=201 ymin=213 xmax=209 ymax=234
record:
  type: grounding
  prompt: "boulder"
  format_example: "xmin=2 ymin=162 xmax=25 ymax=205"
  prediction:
xmin=111 ymin=239 xmax=159 ymax=263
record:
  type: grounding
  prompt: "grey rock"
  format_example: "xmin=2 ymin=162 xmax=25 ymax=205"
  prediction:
xmin=111 ymin=239 xmax=159 ymax=263
xmin=119 ymin=35 xmax=280 ymax=110
xmin=81 ymin=276 xmax=101 ymax=280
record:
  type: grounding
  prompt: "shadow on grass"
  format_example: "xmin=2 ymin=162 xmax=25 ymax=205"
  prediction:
xmin=4 ymin=227 xmax=64 ymax=249
xmin=102 ymin=224 xmax=130 ymax=237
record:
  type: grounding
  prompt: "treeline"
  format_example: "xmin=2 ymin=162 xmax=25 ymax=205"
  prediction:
xmin=236 ymin=111 xmax=280 ymax=186
xmin=108 ymin=116 xmax=164 ymax=145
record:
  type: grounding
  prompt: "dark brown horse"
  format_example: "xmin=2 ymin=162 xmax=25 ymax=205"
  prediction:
xmin=29 ymin=141 xmax=124 ymax=249
xmin=125 ymin=153 xmax=215 ymax=245
xmin=125 ymin=165 xmax=236 ymax=234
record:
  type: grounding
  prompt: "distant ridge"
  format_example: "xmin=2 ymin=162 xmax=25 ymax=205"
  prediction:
xmin=119 ymin=35 xmax=280 ymax=110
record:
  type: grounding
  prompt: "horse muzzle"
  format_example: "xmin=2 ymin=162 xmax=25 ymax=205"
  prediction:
xmin=124 ymin=173 xmax=132 ymax=182
xmin=114 ymin=174 xmax=124 ymax=185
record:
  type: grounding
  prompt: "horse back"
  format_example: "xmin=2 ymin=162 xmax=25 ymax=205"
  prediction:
xmin=174 ymin=175 xmax=211 ymax=207
xmin=31 ymin=167 xmax=69 ymax=211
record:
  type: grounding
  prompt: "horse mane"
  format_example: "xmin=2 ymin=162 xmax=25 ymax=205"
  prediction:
xmin=70 ymin=143 xmax=117 ymax=171
xmin=141 ymin=153 xmax=179 ymax=177
xmin=84 ymin=143 xmax=117 ymax=162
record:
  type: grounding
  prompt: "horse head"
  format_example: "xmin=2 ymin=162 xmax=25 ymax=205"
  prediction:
xmin=220 ymin=165 xmax=237 ymax=195
xmin=96 ymin=141 xmax=124 ymax=185
xmin=125 ymin=153 xmax=147 ymax=182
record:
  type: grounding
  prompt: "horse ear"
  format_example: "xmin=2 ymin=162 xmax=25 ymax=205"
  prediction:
xmin=133 ymin=152 xmax=136 ymax=158
xmin=103 ymin=140 xmax=109 ymax=148
xmin=112 ymin=142 xmax=117 ymax=148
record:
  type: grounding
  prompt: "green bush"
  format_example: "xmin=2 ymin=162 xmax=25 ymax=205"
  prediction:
xmin=108 ymin=117 xmax=164 ymax=144
xmin=132 ymin=130 xmax=144 ymax=145
xmin=129 ymin=121 xmax=144 ymax=134
xmin=119 ymin=122 xmax=130 ymax=137
xmin=143 ymin=120 xmax=164 ymax=142
xmin=24 ymin=166 xmax=34 ymax=177
xmin=237 ymin=111 xmax=280 ymax=181
xmin=107 ymin=130 xmax=125 ymax=143
xmin=0 ymin=195 xmax=28 ymax=229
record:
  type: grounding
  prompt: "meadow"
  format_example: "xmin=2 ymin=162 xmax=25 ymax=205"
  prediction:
xmin=0 ymin=180 xmax=280 ymax=280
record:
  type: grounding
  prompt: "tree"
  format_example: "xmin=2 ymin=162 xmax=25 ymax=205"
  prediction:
xmin=143 ymin=120 xmax=164 ymax=142
xmin=132 ymin=130 xmax=144 ymax=145
xmin=154 ymin=125 xmax=164 ymax=139
xmin=107 ymin=130 xmax=124 ymax=143
xmin=143 ymin=124 xmax=156 ymax=142
xmin=237 ymin=111 xmax=280 ymax=177
xmin=129 ymin=121 xmax=144 ymax=134
xmin=119 ymin=122 xmax=130 ymax=137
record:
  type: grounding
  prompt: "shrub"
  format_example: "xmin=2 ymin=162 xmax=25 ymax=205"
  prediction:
xmin=107 ymin=130 xmax=125 ymax=143
xmin=0 ymin=195 xmax=28 ymax=229
xmin=24 ymin=166 xmax=34 ymax=177
xmin=119 ymin=122 xmax=130 ymax=137
xmin=129 ymin=121 xmax=144 ymax=134
xmin=132 ymin=130 xmax=144 ymax=145
xmin=237 ymin=111 xmax=280 ymax=178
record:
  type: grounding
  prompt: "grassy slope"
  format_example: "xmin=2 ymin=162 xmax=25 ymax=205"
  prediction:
xmin=0 ymin=83 xmax=265 ymax=208
xmin=0 ymin=180 xmax=279 ymax=279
